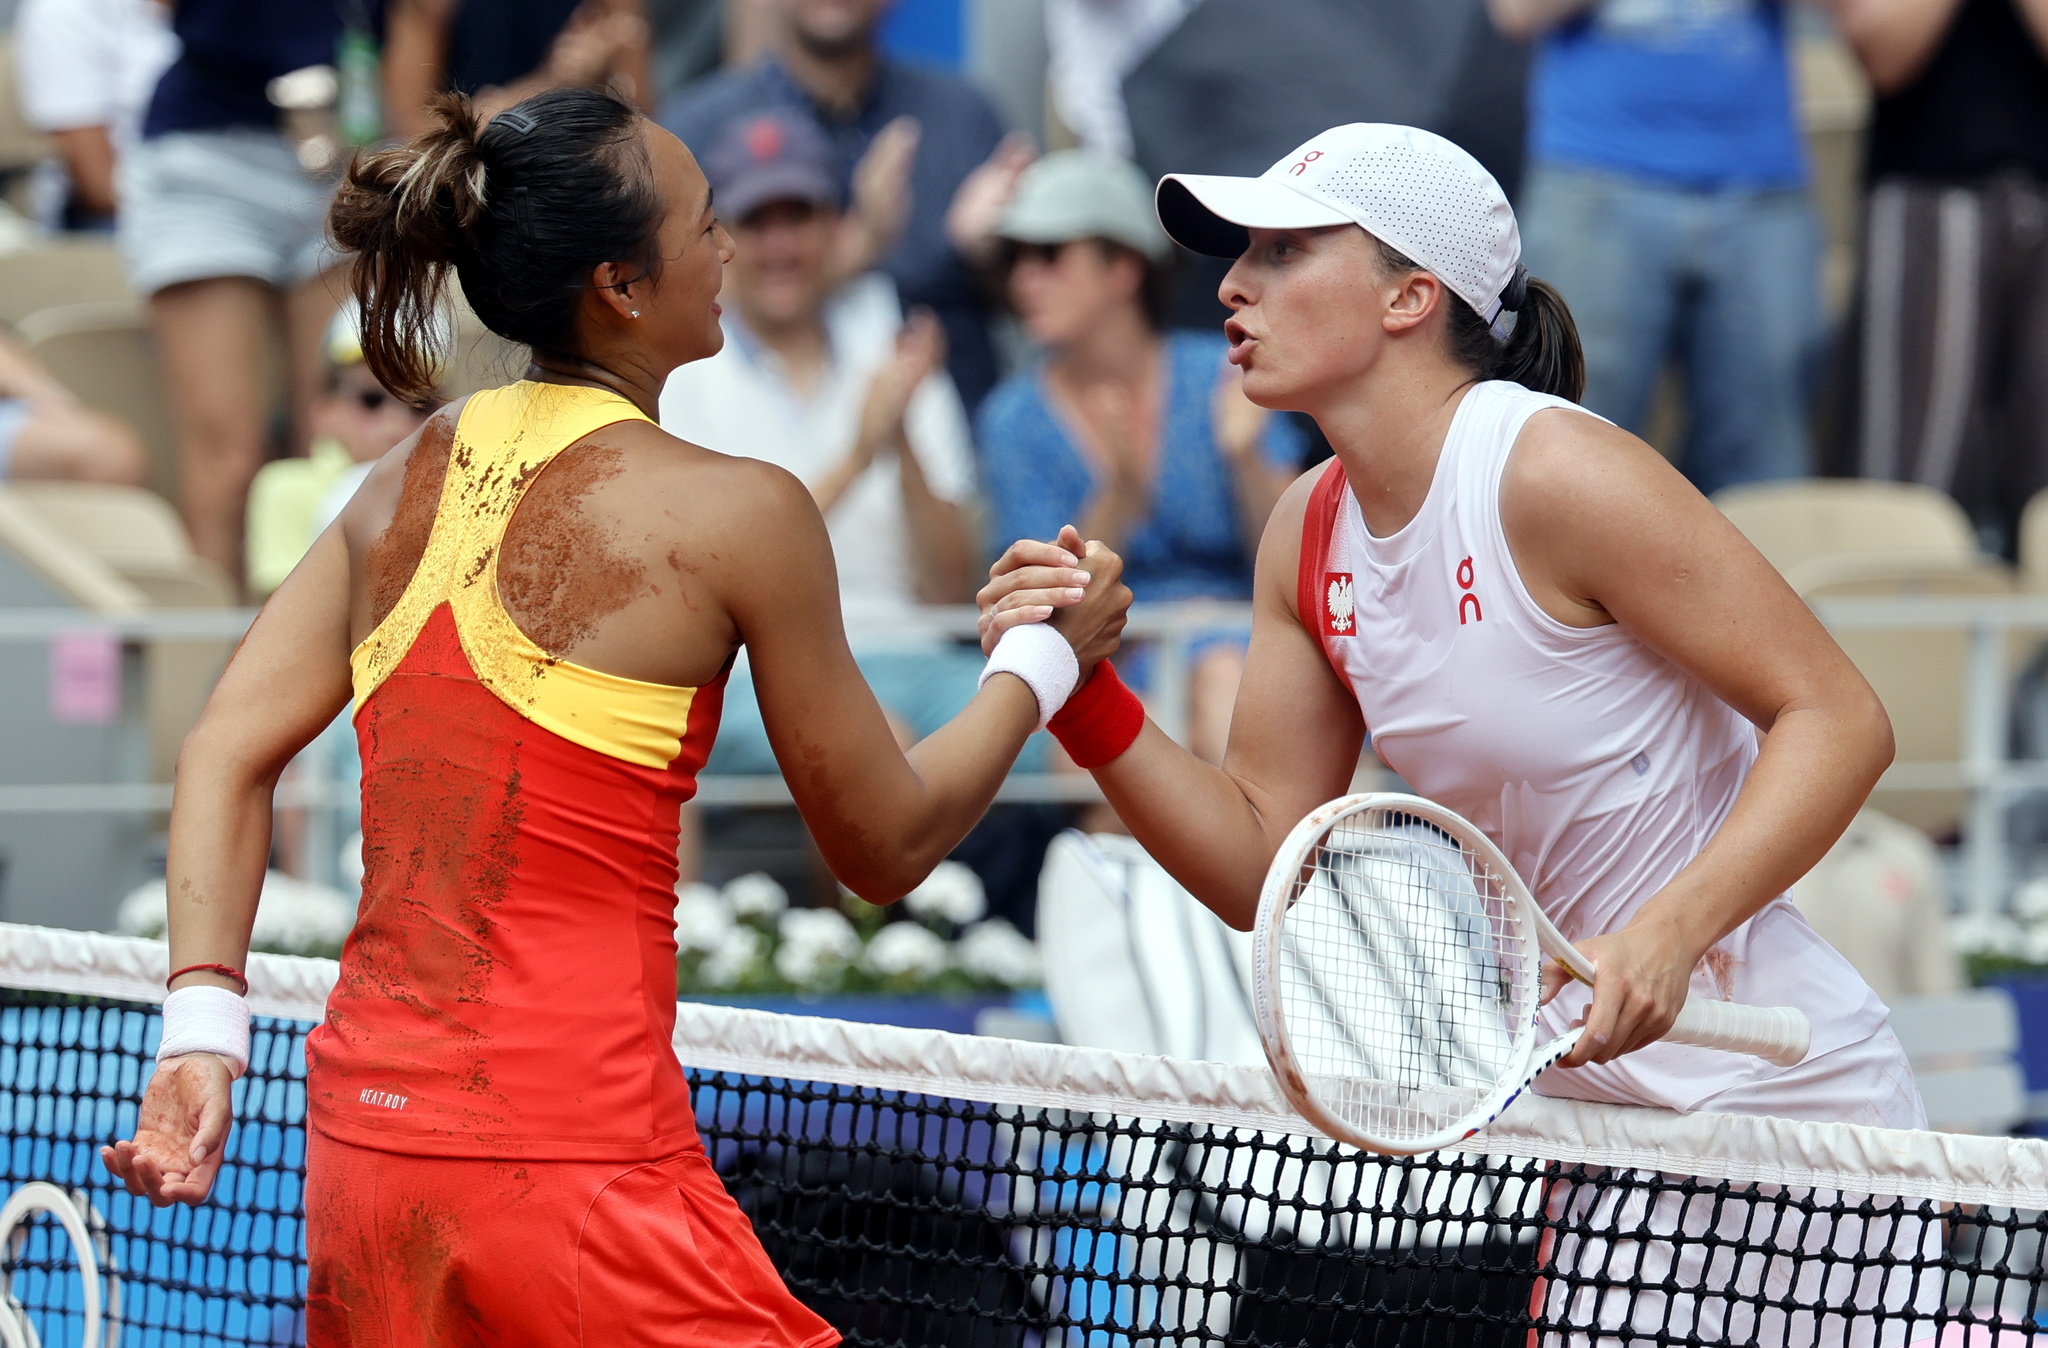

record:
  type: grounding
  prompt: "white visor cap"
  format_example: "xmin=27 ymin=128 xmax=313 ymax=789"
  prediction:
xmin=1157 ymin=123 xmax=1523 ymax=328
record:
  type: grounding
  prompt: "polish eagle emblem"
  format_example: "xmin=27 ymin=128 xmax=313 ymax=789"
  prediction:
xmin=1326 ymin=575 xmax=1355 ymax=635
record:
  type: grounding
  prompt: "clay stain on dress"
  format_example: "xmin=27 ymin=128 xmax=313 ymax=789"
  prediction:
xmin=498 ymin=442 xmax=648 ymax=655
xmin=367 ymin=416 xmax=455 ymax=627
xmin=1700 ymin=946 xmax=1737 ymax=996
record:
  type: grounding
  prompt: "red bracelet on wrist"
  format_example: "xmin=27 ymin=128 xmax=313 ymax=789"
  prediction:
xmin=168 ymin=963 xmax=249 ymax=996
xmin=1047 ymin=660 xmax=1145 ymax=769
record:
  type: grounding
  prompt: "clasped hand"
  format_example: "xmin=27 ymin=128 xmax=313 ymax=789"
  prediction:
xmin=978 ymin=524 xmax=1131 ymax=671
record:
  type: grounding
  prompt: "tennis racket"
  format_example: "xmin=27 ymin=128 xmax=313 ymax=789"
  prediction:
xmin=1251 ymin=793 xmax=1813 ymax=1156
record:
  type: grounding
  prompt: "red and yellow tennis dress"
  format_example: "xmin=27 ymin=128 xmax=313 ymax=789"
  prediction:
xmin=301 ymin=382 xmax=835 ymax=1348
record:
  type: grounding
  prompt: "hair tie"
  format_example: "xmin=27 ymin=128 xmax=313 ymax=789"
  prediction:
xmin=494 ymin=110 xmax=538 ymax=135
xmin=1500 ymin=262 xmax=1529 ymax=314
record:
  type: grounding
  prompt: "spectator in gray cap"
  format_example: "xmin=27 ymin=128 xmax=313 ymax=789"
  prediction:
xmin=974 ymin=150 xmax=1304 ymax=792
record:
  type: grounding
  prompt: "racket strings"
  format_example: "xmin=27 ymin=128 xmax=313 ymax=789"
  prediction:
xmin=1277 ymin=809 xmax=1535 ymax=1146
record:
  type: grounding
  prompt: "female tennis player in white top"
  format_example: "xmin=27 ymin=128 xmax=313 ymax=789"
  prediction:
xmin=982 ymin=123 xmax=1922 ymax=1130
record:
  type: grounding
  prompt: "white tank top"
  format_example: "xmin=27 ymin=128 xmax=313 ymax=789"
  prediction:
xmin=1299 ymin=381 xmax=1887 ymax=1112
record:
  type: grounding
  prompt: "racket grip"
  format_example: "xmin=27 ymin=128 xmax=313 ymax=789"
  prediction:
xmin=1665 ymin=998 xmax=1811 ymax=1068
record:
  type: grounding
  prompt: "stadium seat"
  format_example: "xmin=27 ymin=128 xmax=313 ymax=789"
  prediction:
xmin=1803 ymin=557 xmax=2014 ymax=833
xmin=17 ymin=301 xmax=181 ymax=502
xmin=1719 ymin=482 xmax=2020 ymax=834
xmin=0 ymin=244 xmax=134 ymax=329
xmin=1715 ymin=479 xmax=1979 ymax=586
xmin=8 ymin=482 xmax=234 ymax=781
xmin=1887 ymin=989 xmax=2026 ymax=1134
xmin=2018 ymin=490 xmax=2048 ymax=592
xmin=5 ymin=482 xmax=232 ymax=606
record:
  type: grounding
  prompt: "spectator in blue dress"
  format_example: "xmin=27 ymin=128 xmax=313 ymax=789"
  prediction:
xmin=976 ymin=150 xmax=1302 ymax=769
xmin=659 ymin=0 xmax=1033 ymax=412
xmin=1490 ymin=0 xmax=1822 ymax=498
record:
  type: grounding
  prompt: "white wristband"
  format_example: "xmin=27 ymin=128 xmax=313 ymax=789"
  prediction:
xmin=978 ymin=622 xmax=1081 ymax=730
xmin=157 ymin=985 xmax=250 ymax=1081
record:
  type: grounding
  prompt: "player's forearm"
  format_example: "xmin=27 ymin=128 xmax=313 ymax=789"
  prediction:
xmin=1091 ymin=722 xmax=1285 ymax=929
xmin=1629 ymin=695 xmax=1892 ymax=962
xmin=162 ymin=737 xmax=277 ymax=988
xmin=808 ymin=679 xmax=1039 ymax=900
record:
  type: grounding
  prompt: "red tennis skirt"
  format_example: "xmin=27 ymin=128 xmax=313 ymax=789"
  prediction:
xmin=303 ymin=1127 xmax=839 ymax=1348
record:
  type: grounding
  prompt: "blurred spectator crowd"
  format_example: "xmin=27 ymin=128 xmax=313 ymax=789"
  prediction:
xmin=0 ymin=0 xmax=2042 ymax=963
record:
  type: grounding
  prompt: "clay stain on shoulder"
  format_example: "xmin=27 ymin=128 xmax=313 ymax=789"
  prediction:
xmin=367 ymin=415 xmax=456 ymax=628
xmin=498 ymin=441 xmax=648 ymax=656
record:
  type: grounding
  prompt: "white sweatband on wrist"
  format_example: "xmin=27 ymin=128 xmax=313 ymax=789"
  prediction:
xmin=157 ymin=986 xmax=251 ymax=1081
xmin=978 ymin=622 xmax=1081 ymax=730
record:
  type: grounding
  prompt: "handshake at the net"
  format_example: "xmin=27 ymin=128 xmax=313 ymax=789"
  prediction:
xmin=977 ymin=524 xmax=1132 ymax=672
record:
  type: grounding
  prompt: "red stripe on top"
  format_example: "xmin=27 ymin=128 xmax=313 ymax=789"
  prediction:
xmin=1296 ymin=459 xmax=1351 ymax=685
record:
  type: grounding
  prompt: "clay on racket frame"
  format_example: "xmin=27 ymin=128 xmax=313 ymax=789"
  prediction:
xmin=1252 ymin=793 xmax=1812 ymax=1156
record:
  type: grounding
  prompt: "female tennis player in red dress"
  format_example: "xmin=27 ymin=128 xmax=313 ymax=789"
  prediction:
xmin=98 ymin=88 xmax=1126 ymax=1346
xmin=984 ymin=124 xmax=1921 ymax=1131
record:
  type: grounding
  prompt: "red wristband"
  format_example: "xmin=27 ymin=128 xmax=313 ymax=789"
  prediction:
xmin=1047 ymin=660 xmax=1144 ymax=769
xmin=168 ymin=962 xmax=248 ymax=996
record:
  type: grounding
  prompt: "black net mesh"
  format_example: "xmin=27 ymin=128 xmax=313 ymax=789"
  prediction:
xmin=2 ymin=987 xmax=2046 ymax=1346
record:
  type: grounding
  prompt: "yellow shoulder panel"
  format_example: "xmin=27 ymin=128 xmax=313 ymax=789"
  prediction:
xmin=349 ymin=382 xmax=697 ymax=770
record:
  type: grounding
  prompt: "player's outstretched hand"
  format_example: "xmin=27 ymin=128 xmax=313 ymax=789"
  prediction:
xmin=1550 ymin=924 xmax=1694 ymax=1068
xmin=978 ymin=525 xmax=1131 ymax=668
xmin=101 ymin=1053 xmax=234 ymax=1206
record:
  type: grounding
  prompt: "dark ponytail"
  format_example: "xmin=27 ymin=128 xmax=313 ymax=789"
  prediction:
xmin=1370 ymin=238 xmax=1585 ymax=403
xmin=1487 ymin=278 xmax=1584 ymax=403
xmin=328 ymin=87 xmax=662 ymax=407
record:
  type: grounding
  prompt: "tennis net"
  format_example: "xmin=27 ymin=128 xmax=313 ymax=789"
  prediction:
xmin=0 ymin=922 xmax=2044 ymax=1346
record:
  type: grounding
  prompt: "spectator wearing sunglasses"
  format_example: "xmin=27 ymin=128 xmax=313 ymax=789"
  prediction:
xmin=975 ymin=151 xmax=1302 ymax=777
xmin=243 ymin=305 xmax=439 ymax=595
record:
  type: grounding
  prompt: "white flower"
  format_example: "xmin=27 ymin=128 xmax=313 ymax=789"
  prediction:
xmin=2024 ymin=923 xmax=2048 ymax=967
xmin=779 ymin=906 xmax=860 ymax=956
xmin=1950 ymin=911 xmax=2026 ymax=957
xmin=699 ymin=926 xmax=763 ymax=988
xmin=723 ymin=872 xmax=789 ymax=920
xmin=776 ymin=908 xmax=861 ymax=987
xmin=903 ymin=862 xmax=986 ymax=926
xmin=116 ymin=879 xmax=169 ymax=939
xmin=954 ymin=919 xmax=1042 ymax=988
xmin=250 ymin=872 xmax=356 ymax=954
xmin=674 ymin=884 xmax=735 ymax=953
xmin=864 ymin=922 xmax=950 ymax=980
xmin=2016 ymin=877 xmax=2048 ymax=923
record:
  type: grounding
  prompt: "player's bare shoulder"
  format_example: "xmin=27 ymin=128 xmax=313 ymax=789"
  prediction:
xmin=580 ymin=418 xmax=823 ymax=558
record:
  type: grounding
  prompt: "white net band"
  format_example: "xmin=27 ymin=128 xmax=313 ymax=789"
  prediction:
xmin=6 ymin=920 xmax=2043 ymax=1209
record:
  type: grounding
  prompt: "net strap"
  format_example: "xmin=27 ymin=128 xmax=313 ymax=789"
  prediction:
xmin=10 ymin=921 xmax=2045 ymax=1208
